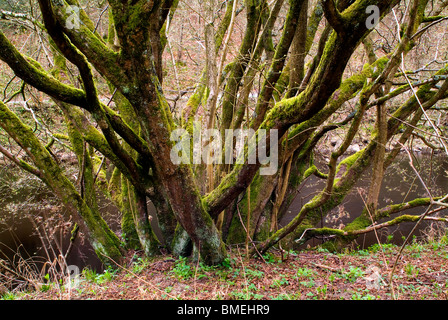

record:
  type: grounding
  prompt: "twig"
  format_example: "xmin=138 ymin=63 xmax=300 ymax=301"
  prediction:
xmin=411 ymin=16 xmax=448 ymax=40
xmin=94 ymin=5 xmax=109 ymax=34
xmin=399 ymin=55 xmax=448 ymax=155
xmin=236 ymin=203 xmax=266 ymax=263
xmin=92 ymin=156 xmax=106 ymax=184
xmin=236 ymin=246 xmax=250 ymax=300
xmin=312 ymin=263 xmax=339 ymax=273
xmin=389 ymin=143 xmax=435 ymax=299
xmin=387 ymin=113 xmax=448 ymax=142
xmin=65 ymin=223 xmax=79 ymax=259
xmin=98 ymin=252 xmax=178 ymax=299
xmin=0 ymin=143 xmax=43 ymax=178
xmin=193 ymin=241 xmax=201 ymax=298
xmin=358 ymin=188 xmax=393 ymax=297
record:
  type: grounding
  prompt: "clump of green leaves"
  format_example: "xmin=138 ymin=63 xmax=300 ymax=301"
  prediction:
xmin=171 ymin=256 xmax=193 ymax=279
xmin=83 ymin=267 xmax=117 ymax=284
xmin=340 ymin=266 xmax=365 ymax=283
xmin=295 ymin=267 xmax=316 ymax=279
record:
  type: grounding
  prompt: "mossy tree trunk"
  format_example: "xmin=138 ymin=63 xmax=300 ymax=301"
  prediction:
xmin=0 ymin=100 xmax=124 ymax=266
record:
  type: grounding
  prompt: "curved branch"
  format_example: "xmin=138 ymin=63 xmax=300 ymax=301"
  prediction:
xmin=56 ymin=100 xmax=148 ymax=194
xmin=252 ymin=0 xmax=305 ymax=129
xmin=257 ymin=64 xmax=447 ymax=253
xmin=0 ymin=34 xmax=151 ymax=162
xmin=37 ymin=0 xmax=152 ymax=195
xmin=322 ymin=0 xmax=345 ymax=35
xmin=0 ymin=9 xmax=45 ymax=30
xmin=302 ymin=213 xmax=448 ymax=240
xmin=0 ymin=31 xmax=87 ymax=106
xmin=37 ymin=0 xmax=126 ymax=86
xmin=0 ymin=30 xmax=154 ymax=186
xmin=0 ymin=142 xmax=43 ymax=179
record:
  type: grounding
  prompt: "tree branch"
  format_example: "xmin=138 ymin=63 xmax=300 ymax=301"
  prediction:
xmin=0 ymin=31 xmax=87 ymax=107
xmin=252 ymin=0 xmax=305 ymax=129
xmin=38 ymin=0 xmax=126 ymax=87
xmin=0 ymin=9 xmax=45 ymax=30
xmin=0 ymin=142 xmax=43 ymax=179
xmin=322 ymin=0 xmax=345 ymax=35
xmin=206 ymin=0 xmax=401 ymax=218
xmin=302 ymin=213 xmax=448 ymax=239
xmin=38 ymin=0 xmax=151 ymax=194
xmin=55 ymin=100 xmax=148 ymax=194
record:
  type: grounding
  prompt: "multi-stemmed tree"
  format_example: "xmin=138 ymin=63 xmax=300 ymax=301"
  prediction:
xmin=0 ymin=0 xmax=447 ymax=266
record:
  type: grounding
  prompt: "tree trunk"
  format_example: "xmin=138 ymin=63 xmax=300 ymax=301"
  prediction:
xmin=0 ymin=100 xmax=124 ymax=265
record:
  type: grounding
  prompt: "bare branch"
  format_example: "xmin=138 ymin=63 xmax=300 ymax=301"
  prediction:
xmin=0 ymin=142 xmax=43 ymax=178
xmin=0 ymin=31 xmax=87 ymax=107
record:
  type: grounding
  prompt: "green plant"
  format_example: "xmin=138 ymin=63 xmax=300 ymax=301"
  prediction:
xmin=368 ymin=242 xmax=396 ymax=253
xmin=316 ymin=247 xmax=329 ymax=254
xmin=272 ymin=293 xmax=294 ymax=300
xmin=0 ymin=292 xmax=17 ymax=300
xmin=404 ymin=263 xmax=419 ymax=277
xmin=300 ymin=279 xmax=316 ymax=288
xmin=271 ymin=276 xmax=289 ymax=288
xmin=306 ymin=292 xmax=317 ymax=300
xmin=295 ymin=267 xmax=315 ymax=279
xmin=83 ymin=267 xmax=117 ymax=284
xmin=171 ymin=256 xmax=194 ymax=279
xmin=245 ymin=268 xmax=264 ymax=280
xmin=230 ymin=284 xmax=263 ymax=300
xmin=132 ymin=257 xmax=150 ymax=274
xmin=39 ymin=273 xmax=52 ymax=292
xmin=340 ymin=266 xmax=364 ymax=283
xmin=262 ymin=253 xmax=278 ymax=264
xmin=220 ymin=257 xmax=234 ymax=269
xmin=356 ymin=249 xmax=370 ymax=256
xmin=316 ymin=285 xmax=328 ymax=299
xmin=351 ymin=291 xmax=377 ymax=300
xmin=386 ymin=234 xmax=394 ymax=244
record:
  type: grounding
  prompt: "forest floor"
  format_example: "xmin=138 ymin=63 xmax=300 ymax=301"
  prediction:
xmin=5 ymin=238 xmax=448 ymax=300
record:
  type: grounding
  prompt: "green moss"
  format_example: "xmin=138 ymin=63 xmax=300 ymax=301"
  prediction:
xmin=0 ymin=32 xmax=86 ymax=105
xmin=155 ymin=86 xmax=174 ymax=132
xmin=377 ymin=197 xmax=433 ymax=220
xmin=335 ymin=149 xmax=363 ymax=178
xmin=120 ymin=179 xmax=140 ymax=250
xmin=182 ymin=78 xmax=206 ymax=128
xmin=171 ymin=226 xmax=192 ymax=257
xmin=0 ymin=100 xmax=124 ymax=266
xmin=344 ymin=214 xmax=371 ymax=233
xmin=303 ymin=165 xmax=317 ymax=179
xmin=51 ymin=51 xmax=68 ymax=80
xmin=313 ymin=227 xmax=346 ymax=237
xmin=204 ymin=164 xmax=240 ymax=208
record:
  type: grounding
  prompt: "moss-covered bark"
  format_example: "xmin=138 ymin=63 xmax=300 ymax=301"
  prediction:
xmin=252 ymin=0 xmax=305 ymax=129
xmin=220 ymin=0 xmax=265 ymax=138
xmin=120 ymin=177 xmax=141 ymax=250
xmin=0 ymin=100 xmax=123 ymax=265
xmin=225 ymin=172 xmax=278 ymax=244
